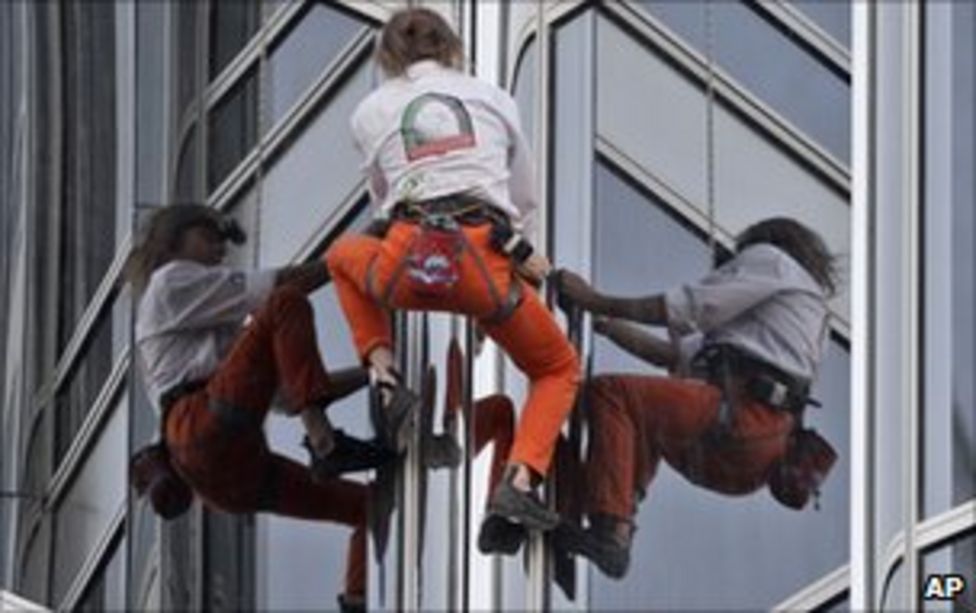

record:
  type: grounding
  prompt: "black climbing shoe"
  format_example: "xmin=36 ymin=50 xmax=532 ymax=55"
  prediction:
xmin=304 ymin=430 xmax=396 ymax=482
xmin=487 ymin=470 xmax=560 ymax=531
xmin=477 ymin=513 xmax=527 ymax=555
xmin=551 ymin=519 xmax=632 ymax=580
xmin=370 ymin=372 xmax=421 ymax=453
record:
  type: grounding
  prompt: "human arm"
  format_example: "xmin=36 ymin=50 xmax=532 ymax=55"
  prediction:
xmin=556 ymin=269 xmax=668 ymax=325
xmin=593 ymin=317 xmax=678 ymax=369
xmin=274 ymin=260 xmax=331 ymax=295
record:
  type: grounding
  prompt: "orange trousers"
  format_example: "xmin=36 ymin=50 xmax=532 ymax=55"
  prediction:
xmin=165 ymin=286 xmax=366 ymax=597
xmin=326 ymin=221 xmax=579 ymax=476
xmin=583 ymin=374 xmax=793 ymax=521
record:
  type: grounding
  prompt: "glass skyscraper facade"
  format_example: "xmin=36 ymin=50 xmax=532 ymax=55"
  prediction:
xmin=0 ymin=1 xmax=971 ymax=611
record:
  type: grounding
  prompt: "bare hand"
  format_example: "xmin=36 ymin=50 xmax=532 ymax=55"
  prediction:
xmin=517 ymin=252 xmax=552 ymax=286
xmin=555 ymin=269 xmax=594 ymax=306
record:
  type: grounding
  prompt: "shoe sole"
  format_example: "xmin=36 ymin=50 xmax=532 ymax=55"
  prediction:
xmin=552 ymin=523 xmax=629 ymax=579
xmin=488 ymin=484 xmax=560 ymax=531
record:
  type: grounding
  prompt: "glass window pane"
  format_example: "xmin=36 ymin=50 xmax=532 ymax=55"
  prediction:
xmin=174 ymin=125 xmax=201 ymax=202
xmin=881 ymin=561 xmax=906 ymax=611
xmin=136 ymin=1 xmax=167 ymax=204
xmin=587 ymin=162 xmax=849 ymax=610
xmin=595 ymin=15 xmax=849 ymax=320
xmin=922 ymin=533 xmax=976 ymax=612
xmin=635 ymin=0 xmax=849 ymax=164
xmin=55 ymin=296 xmax=129 ymax=464
xmin=77 ymin=536 xmax=126 ymax=612
xmin=177 ymin=1 xmax=201 ymax=116
xmin=258 ymin=61 xmax=372 ymax=265
xmin=59 ymin=1 xmax=118 ymax=349
xmin=512 ymin=40 xmax=537 ymax=152
xmin=788 ymin=0 xmax=851 ymax=49
xmin=208 ymin=0 xmax=259 ymax=80
xmin=266 ymin=3 xmax=367 ymax=126
xmin=207 ymin=67 xmax=258 ymax=194
xmin=874 ymin=1 xmax=907 ymax=575
xmin=52 ymin=399 xmax=127 ymax=604
xmin=258 ymin=205 xmax=372 ymax=611
xmin=923 ymin=0 xmax=976 ymax=519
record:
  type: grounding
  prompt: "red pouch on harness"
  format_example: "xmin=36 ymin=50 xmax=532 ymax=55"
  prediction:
xmin=406 ymin=215 xmax=463 ymax=298
xmin=768 ymin=428 xmax=837 ymax=510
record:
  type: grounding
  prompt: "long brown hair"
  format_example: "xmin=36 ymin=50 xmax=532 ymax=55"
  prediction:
xmin=736 ymin=217 xmax=840 ymax=297
xmin=126 ymin=204 xmax=222 ymax=295
xmin=376 ymin=8 xmax=464 ymax=77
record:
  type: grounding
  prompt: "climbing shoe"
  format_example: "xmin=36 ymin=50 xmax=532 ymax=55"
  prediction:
xmin=370 ymin=371 xmax=421 ymax=453
xmin=304 ymin=429 xmax=396 ymax=482
xmin=551 ymin=517 xmax=632 ymax=580
xmin=487 ymin=470 xmax=560 ymax=531
xmin=477 ymin=513 xmax=527 ymax=555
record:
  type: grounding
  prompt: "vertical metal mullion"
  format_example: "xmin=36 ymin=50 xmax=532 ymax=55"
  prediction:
xmin=399 ymin=311 xmax=424 ymax=611
xmin=850 ymin=0 xmax=876 ymax=609
xmin=903 ymin=1 xmax=923 ymax=609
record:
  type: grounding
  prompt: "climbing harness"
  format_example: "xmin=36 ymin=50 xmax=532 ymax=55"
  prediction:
xmin=364 ymin=198 xmax=524 ymax=324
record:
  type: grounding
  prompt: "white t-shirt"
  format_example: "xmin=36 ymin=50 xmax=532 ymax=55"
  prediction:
xmin=665 ymin=244 xmax=832 ymax=382
xmin=351 ymin=60 xmax=539 ymax=238
xmin=135 ymin=260 xmax=275 ymax=412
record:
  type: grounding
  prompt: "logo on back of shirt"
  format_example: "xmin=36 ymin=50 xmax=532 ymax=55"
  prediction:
xmin=400 ymin=93 xmax=476 ymax=161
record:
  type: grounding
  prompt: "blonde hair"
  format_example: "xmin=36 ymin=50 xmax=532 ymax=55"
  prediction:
xmin=376 ymin=8 xmax=464 ymax=77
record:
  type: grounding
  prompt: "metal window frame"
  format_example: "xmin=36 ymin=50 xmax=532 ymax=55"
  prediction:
xmin=58 ymin=505 xmax=126 ymax=611
xmin=902 ymin=2 xmax=923 ymax=609
xmin=607 ymin=0 xmax=850 ymax=195
xmin=750 ymin=0 xmax=851 ymax=76
xmin=850 ymin=0 xmax=876 ymax=609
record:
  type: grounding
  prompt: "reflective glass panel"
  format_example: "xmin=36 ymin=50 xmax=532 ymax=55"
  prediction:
xmin=55 ymin=295 xmax=129 ymax=463
xmin=922 ymin=532 xmax=976 ymax=612
xmin=77 ymin=536 xmax=126 ymax=612
xmin=874 ymin=1 xmax=907 ymax=579
xmin=587 ymin=162 xmax=849 ymax=609
xmin=266 ymin=3 xmax=367 ymax=125
xmin=923 ymin=0 xmax=976 ymax=519
xmin=512 ymin=40 xmax=537 ymax=152
xmin=788 ymin=0 xmax=851 ymax=49
xmin=207 ymin=67 xmax=258 ymax=194
xmin=258 ymin=205 xmax=372 ymax=611
xmin=208 ymin=0 xmax=259 ymax=80
xmin=880 ymin=561 xmax=907 ymax=611
xmin=258 ymin=61 xmax=372 ymax=264
xmin=635 ymin=0 xmax=849 ymax=164
xmin=52 ymin=399 xmax=127 ymax=604
xmin=58 ymin=0 xmax=118 ymax=349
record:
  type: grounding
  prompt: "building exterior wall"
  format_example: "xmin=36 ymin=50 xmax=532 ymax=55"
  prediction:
xmin=0 ymin=1 xmax=971 ymax=611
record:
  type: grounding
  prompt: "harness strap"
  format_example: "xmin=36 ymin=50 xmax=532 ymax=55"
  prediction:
xmin=457 ymin=228 xmax=523 ymax=325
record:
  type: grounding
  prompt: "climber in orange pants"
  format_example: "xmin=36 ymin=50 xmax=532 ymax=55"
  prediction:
xmin=129 ymin=204 xmax=388 ymax=612
xmin=327 ymin=7 xmax=579 ymax=531
xmin=555 ymin=218 xmax=840 ymax=579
